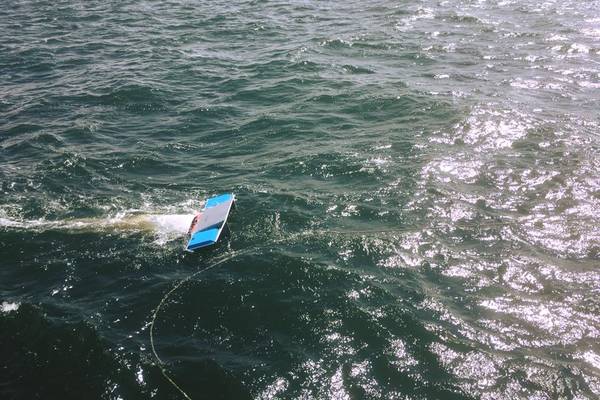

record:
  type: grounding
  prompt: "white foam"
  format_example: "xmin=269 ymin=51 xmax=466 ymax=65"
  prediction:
xmin=568 ymin=43 xmax=590 ymax=54
xmin=581 ymin=28 xmax=600 ymax=38
xmin=147 ymin=214 xmax=195 ymax=234
xmin=1 ymin=301 xmax=20 ymax=313
xmin=148 ymin=214 xmax=196 ymax=245
xmin=547 ymin=34 xmax=568 ymax=42
xmin=0 ymin=211 xmax=195 ymax=243
xmin=0 ymin=217 xmax=22 ymax=228
xmin=578 ymin=81 xmax=600 ymax=89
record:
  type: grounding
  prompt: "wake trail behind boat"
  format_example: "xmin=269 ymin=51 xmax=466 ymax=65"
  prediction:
xmin=0 ymin=213 xmax=196 ymax=237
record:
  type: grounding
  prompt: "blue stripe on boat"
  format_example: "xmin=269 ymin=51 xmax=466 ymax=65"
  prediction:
xmin=205 ymin=193 xmax=234 ymax=208
xmin=187 ymin=226 xmax=221 ymax=250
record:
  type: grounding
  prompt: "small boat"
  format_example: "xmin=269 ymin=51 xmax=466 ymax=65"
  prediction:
xmin=186 ymin=193 xmax=235 ymax=251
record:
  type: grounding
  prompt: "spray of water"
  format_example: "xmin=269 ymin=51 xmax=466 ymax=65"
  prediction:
xmin=0 ymin=212 xmax=196 ymax=243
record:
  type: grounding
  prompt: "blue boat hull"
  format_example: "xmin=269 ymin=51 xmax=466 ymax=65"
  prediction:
xmin=186 ymin=193 xmax=235 ymax=251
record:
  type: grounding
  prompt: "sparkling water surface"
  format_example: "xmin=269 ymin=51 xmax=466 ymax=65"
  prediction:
xmin=1 ymin=1 xmax=599 ymax=399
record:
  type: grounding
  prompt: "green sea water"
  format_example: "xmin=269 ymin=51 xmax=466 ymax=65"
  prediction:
xmin=1 ymin=1 xmax=599 ymax=399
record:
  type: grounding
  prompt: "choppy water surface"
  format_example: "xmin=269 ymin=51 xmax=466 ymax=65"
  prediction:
xmin=1 ymin=1 xmax=599 ymax=399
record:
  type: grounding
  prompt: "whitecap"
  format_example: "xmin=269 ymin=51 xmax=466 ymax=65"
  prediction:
xmin=547 ymin=34 xmax=569 ymax=42
xmin=568 ymin=43 xmax=590 ymax=54
xmin=1 ymin=301 xmax=20 ymax=313
xmin=578 ymin=81 xmax=600 ymax=89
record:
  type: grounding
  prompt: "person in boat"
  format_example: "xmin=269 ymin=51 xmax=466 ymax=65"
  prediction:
xmin=187 ymin=212 xmax=202 ymax=235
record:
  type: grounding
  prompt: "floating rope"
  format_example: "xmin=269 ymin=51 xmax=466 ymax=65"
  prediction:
xmin=149 ymin=249 xmax=253 ymax=400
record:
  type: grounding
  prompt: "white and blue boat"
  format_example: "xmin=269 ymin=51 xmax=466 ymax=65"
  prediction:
xmin=186 ymin=193 xmax=235 ymax=251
